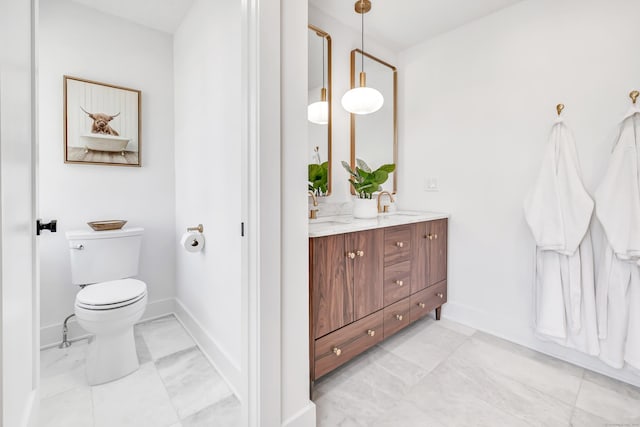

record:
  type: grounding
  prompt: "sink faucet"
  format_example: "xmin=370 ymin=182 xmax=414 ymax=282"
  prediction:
xmin=308 ymin=190 xmax=319 ymax=219
xmin=377 ymin=191 xmax=395 ymax=213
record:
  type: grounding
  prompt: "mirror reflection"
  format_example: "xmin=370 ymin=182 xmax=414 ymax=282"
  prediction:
xmin=308 ymin=25 xmax=332 ymax=196
xmin=351 ymin=49 xmax=397 ymax=194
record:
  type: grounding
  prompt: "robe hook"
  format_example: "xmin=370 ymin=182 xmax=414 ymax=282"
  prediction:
xmin=631 ymin=90 xmax=639 ymax=105
xmin=556 ymin=104 xmax=564 ymax=117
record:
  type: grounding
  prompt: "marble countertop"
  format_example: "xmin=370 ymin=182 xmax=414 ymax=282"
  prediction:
xmin=308 ymin=211 xmax=450 ymax=238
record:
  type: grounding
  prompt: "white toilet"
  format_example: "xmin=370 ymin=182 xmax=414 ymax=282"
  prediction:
xmin=66 ymin=227 xmax=148 ymax=385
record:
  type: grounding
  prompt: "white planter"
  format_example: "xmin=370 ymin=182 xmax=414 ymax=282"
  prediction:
xmin=353 ymin=197 xmax=378 ymax=219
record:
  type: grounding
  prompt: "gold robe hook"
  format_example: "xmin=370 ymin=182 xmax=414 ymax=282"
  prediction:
xmin=556 ymin=104 xmax=564 ymax=116
xmin=631 ymin=90 xmax=639 ymax=105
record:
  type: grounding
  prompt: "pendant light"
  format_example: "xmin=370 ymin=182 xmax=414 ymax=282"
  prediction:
xmin=308 ymin=32 xmax=329 ymax=125
xmin=341 ymin=0 xmax=383 ymax=115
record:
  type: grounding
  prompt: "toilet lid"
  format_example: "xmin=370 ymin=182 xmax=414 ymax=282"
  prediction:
xmin=76 ymin=278 xmax=147 ymax=306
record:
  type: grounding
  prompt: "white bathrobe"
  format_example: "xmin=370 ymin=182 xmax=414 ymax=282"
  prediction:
xmin=595 ymin=106 xmax=640 ymax=370
xmin=524 ymin=118 xmax=599 ymax=355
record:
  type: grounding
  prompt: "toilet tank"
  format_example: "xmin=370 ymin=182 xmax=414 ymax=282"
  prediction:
xmin=66 ymin=227 xmax=143 ymax=285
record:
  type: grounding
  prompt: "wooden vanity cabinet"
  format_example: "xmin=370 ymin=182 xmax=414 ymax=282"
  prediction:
xmin=310 ymin=219 xmax=447 ymax=382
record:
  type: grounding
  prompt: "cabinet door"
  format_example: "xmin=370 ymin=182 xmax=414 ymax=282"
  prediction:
xmin=349 ymin=229 xmax=384 ymax=320
xmin=311 ymin=234 xmax=353 ymax=338
xmin=427 ymin=219 xmax=448 ymax=286
xmin=411 ymin=222 xmax=429 ymax=293
xmin=412 ymin=219 xmax=448 ymax=292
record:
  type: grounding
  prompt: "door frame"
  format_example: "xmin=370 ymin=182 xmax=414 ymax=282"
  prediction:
xmin=0 ymin=0 xmax=40 ymax=425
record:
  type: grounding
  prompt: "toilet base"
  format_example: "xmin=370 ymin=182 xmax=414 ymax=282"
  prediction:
xmin=86 ymin=327 xmax=139 ymax=385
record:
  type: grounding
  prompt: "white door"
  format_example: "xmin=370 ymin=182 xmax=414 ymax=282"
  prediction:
xmin=0 ymin=0 xmax=39 ymax=426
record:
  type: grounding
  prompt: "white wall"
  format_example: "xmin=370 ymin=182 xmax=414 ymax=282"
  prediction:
xmin=399 ymin=0 xmax=640 ymax=386
xmin=308 ymin=6 xmax=397 ymax=203
xmin=173 ymin=0 xmax=242 ymax=393
xmin=38 ymin=0 xmax=176 ymax=345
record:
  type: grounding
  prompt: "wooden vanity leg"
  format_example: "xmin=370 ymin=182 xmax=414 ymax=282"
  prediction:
xmin=435 ymin=306 xmax=442 ymax=321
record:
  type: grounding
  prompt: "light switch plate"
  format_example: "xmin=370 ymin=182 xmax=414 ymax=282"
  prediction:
xmin=424 ymin=177 xmax=439 ymax=192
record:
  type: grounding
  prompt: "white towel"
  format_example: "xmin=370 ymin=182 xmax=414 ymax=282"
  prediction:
xmin=595 ymin=107 xmax=640 ymax=371
xmin=525 ymin=119 xmax=597 ymax=350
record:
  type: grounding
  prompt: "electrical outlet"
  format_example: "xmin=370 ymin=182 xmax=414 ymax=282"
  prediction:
xmin=424 ymin=177 xmax=439 ymax=192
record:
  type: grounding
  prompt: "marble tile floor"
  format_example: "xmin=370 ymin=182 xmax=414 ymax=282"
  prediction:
xmin=313 ymin=317 xmax=640 ymax=427
xmin=39 ymin=315 xmax=241 ymax=427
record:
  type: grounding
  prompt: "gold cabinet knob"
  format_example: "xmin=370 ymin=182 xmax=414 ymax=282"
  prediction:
xmin=396 ymin=241 xmax=404 ymax=248
xmin=356 ymin=250 xmax=364 ymax=257
xmin=418 ymin=302 xmax=426 ymax=308
xmin=436 ymin=292 xmax=444 ymax=299
xmin=367 ymin=329 xmax=375 ymax=337
xmin=395 ymin=314 xmax=404 ymax=321
xmin=426 ymin=234 xmax=433 ymax=240
xmin=434 ymin=234 xmax=438 ymax=240
xmin=395 ymin=280 xmax=404 ymax=287
xmin=347 ymin=252 xmax=356 ymax=259
xmin=333 ymin=347 xmax=342 ymax=356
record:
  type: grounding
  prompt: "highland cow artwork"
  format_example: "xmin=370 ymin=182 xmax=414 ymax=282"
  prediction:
xmin=64 ymin=76 xmax=141 ymax=166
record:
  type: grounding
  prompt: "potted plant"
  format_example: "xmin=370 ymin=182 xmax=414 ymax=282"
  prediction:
xmin=308 ymin=161 xmax=329 ymax=196
xmin=342 ymin=159 xmax=395 ymax=218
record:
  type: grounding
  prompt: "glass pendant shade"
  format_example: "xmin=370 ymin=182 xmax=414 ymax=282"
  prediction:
xmin=341 ymin=71 xmax=383 ymax=115
xmin=308 ymin=87 xmax=329 ymax=124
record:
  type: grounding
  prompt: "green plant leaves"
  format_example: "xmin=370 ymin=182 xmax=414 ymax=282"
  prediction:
xmin=308 ymin=161 xmax=328 ymax=195
xmin=342 ymin=158 xmax=395 ymax=198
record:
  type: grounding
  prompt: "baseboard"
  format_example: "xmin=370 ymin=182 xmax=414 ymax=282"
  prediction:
xmin=443 ymin=300 xmax=640 ymax=388
xmin=282 ymin=401 xmax=316 ymax=427
xmin=173 ymin=298 xmax=242 ymax=398
xmin=39 ymin=298 xmax=176 ymax=349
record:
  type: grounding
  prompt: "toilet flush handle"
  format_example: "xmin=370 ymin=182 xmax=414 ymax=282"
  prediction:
xmin=71 ymin=244 xmax=84 ymax=250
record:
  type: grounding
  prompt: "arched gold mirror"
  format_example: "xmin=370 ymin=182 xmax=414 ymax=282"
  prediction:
xmin=308 ymin=25 xmax=332 ymax=196
xmin=350 ymin=49 xmax=397 ymax=194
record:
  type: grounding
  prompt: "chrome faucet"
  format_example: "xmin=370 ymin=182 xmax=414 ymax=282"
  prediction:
xmin=308 ymin=190 xmax=319 ymax=219
xmin=377 ymin=191 xmax=395 ymax=213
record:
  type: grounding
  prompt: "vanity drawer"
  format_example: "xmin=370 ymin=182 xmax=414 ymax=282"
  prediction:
xmin=384 ymin=225 xmax=412 ymax=265
xmin=411 ymin=280 xmax=447 ymax=322
xmin=383 ymin=260 xmax=411 ymax=306
xmin=383 ymin=296 xmax=412 ymax=338
xmin=314 ymin=310 xmax=384 ymax=379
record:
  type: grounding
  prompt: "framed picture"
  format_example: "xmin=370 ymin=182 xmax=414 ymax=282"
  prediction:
xmin=64 ymin=76 xmax=141 ymax=167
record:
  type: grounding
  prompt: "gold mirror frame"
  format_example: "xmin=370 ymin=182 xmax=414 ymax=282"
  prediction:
xmin=350 ymin=49 xmax=397 ymax=194
xmin=308 ymin=25 xmax=332 ymax=196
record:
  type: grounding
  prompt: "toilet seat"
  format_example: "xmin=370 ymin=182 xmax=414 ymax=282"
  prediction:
xmin=76 ymin=278 xmax=147 ymax=311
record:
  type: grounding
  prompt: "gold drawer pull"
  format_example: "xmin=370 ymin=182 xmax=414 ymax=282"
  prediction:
xmin=395 ymin=280 xmax=404 ymax=287
xmin=395 ymin=241 xmax=404 ymax=248
xmin=395 ymin=314 xmax=404 ymax=321
xmin=418 ymin=302 xmax=426 ymax=308
xmin=367 ymin=329 xmax=376 ymax=337
xmin=333 ymin=347 xmax=342 ymax=356
xmin=356 ymin=250 xmax=364 ymax=257
xmin=426 ymin=234 xmax=433 ymax=240
xmin=436 ymin=292 xmax=444 ymax=299
xmin=347 ymin=252 xmax=356 ymax=259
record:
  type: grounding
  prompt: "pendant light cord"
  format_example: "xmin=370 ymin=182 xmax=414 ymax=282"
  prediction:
xmin=361 ymin=0 xmax=365 ymax=73
xmin=322 ymin=36 xmax=325 ymax=88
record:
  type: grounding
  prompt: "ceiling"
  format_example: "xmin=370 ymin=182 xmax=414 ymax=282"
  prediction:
xmin=309 ymin=0 xmax=525 ymax=51
xmin=70 ymin=0 xmax=194 ymax=34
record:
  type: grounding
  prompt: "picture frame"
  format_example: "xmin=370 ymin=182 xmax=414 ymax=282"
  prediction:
xmin=64 ymin=76 xmax=141 ymax=167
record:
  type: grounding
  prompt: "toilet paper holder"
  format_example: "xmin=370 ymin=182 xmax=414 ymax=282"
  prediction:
xmin=186 ymin=224 xmax=204 ymax=233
